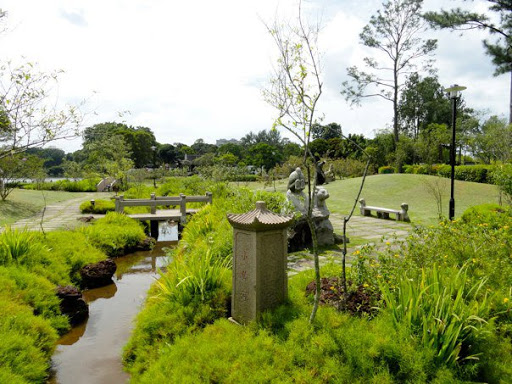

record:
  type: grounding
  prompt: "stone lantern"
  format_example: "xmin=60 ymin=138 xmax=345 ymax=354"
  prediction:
xmin=227 ymin=201 xmax=293 ymax=324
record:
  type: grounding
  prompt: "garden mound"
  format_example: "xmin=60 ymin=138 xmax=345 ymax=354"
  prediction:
xmin=305 ymin=277 xmax=380 ymax=316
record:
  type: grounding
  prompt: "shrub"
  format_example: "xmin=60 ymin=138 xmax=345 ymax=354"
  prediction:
xmin=436 ymin=164 xmax=451 ymax=178
xmin=0 ymin=290 xmax=60 ymax=383
xmin=79 ymin=199 xmax=115 ymax=214
xmin=331 ymin=158 xmax=369 ymax=179
xmin=81 ymin=212 xmax=146 ymax=257
xmin=491 ymin=163 xmax=512 ymax=205
xmin=454 ymin=164 xmax=492 ymax=183
xmin=45 ymin=231 xmax=106 ymax=283
xmin=127 ymin=270 xmax=445 ymax=383
xmin=461 ymin=203 xmax=511 ymax=229
xmin=378 ymin=165 xmax=396 ymax=174
xmin=156 ymin=249 xmax=231 ymax=305
xmin=23 ymin=178 xmax=100 ymax=192
xmin=402 ymin=164 xmax=414 ymax=174
xmin=0 ymin=266 xmax=69 ymax=333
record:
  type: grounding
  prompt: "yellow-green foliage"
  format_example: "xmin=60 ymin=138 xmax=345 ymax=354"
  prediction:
xmin=0 ymin=213 xmax=152 ymax=383
xmin=0 ymin=228 xmax=69 ymax=285
xmin=45 ymin=231 xmax=105 ymax=284
xmin=79 ymin=199 xmax=115 ymax=214
xmin=0 ymin=295 xmax=59 ymax=383
xmin=124 ymin=183 xmax=287 ymax=379
xmin=81 ymin=212 xmax=146 ymax=256
xmin=125 ymin=190 xmax=512 ymax=383
xmin=127 ymin=267 xmax=439 ymax=384
xmin=0 ymin=266 xmax=69 ymax=333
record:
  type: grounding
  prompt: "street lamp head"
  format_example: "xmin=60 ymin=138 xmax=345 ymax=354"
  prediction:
xmin=445 ymin=84 xmax=467 ymax=99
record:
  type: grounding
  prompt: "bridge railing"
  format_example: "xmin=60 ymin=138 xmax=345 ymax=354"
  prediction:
xmin=114 ymin=192 xmax=212 ymax=223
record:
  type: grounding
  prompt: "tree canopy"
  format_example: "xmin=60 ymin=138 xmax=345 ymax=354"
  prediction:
xmin=341 ymin=0 xmax=437 ymax=144
xmin=424 ymin=1 xmax=512 ymax=122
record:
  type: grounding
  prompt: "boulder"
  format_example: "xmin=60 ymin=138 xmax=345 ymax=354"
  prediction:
xmin=56 ymin=285 xmax=88 ymax=325
xmin=80 ymin=259 xmax=117 ymax=289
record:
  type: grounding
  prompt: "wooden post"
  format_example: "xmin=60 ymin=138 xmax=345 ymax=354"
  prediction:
xmin=180 ymin=193 xmax=187 ymax=224
xmin=150 ymin=193 xmax=157 ymax=214
xmin=115 ymin=195 xmax=125 ymax=213
xmin=150 ymin=220 xmax=159 ymax=240
xmin=206 ymin=191 xmax=213 ymax=204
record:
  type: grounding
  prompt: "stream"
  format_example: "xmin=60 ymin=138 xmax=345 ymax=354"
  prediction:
xmin=49 ymin=223 xmax=178 ymax=384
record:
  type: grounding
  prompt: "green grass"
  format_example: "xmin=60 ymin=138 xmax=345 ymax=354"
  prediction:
xmin=0 ymin=189 xmax=112 ymax=227
xmin=251 ymin=174 xmax=500 ymax=226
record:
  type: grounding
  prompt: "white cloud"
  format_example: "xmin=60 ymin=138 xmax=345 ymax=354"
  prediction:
xmin=1 ymin=0 xmax=509 ymax=153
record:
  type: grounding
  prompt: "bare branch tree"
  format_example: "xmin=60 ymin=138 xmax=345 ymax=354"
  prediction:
xmin=341 ymin=0 xmax=437 ymax=145
xmin=0 ymin=60 xmax=85 ymax=159
xmin=262 ymin=0 xmax=324 ymax=323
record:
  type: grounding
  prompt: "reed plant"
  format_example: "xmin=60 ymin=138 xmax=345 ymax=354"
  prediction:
xmin=380 ymin=264 xmax=491 ymax=367
xmin=155 ymin=248 xmax=230 ymax=305
xmin=0 ymin=227 xmax=46 ymax=266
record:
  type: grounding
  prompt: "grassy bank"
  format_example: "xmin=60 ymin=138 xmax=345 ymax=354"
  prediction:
xmin=254 ymin=174 xmax=500 ymax=226
xmin=0 ymin=189 xmax=113 ymax=227
xmin=124 ymin=178 xmax=512 ymax=383
xmin=0 ymin=213 xmax=147 ymax=383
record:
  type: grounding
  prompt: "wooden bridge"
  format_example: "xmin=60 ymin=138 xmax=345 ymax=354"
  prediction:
xmin=113 ymin=192 xmax=212 ymax=239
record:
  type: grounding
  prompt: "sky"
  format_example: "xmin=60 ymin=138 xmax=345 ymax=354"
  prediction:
xmin=1 ymin=0 xmax=508 ymax=153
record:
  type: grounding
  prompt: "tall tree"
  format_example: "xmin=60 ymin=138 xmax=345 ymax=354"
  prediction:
xmin=470 ymin=115 xmax=512 ymax=163
xmin=240 ymin=129 xmax=284 ymax=148
xmin=82 ymin=122 xmax=157 ymax=168
xmin=398 ymin=73 xmax=452 ymax=138
xmin=341 ymin=0 xmax=437 ymax=144
xmin=84 ymin=134 xmax=134 ymax=186
xmin=424 ymin=1 xmax=512 ymax=123
xmin=311 ymin=122 xmax=342 ymax=140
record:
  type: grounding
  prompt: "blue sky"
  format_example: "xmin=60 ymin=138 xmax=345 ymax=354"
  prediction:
xmin=1 ymin=0 xmax=508 ymax=153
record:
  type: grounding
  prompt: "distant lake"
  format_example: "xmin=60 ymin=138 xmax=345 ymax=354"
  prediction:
xmin=14 ymin=178 xmax=82 ymax=183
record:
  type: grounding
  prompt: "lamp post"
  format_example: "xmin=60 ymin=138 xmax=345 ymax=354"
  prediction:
xmin=445 ymin=84 xmax=466 ymax=221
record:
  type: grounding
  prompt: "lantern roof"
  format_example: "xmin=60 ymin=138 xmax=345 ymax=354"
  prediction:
xmin=227 ymin=201 xmax=293 ymax=231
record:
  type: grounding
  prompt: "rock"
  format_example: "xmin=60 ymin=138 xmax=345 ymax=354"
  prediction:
xmin=136 ymin=236 xmax=156 ymax=251
xmin=77 ymin=216 xmax=95 ymax=223
xmin=334 ymin=233 xmax=348 ymax=244
xmin=80 ymin=259 xmax=117 ymax=289
xmin=56 ymin=285 xmax=89 ymax=325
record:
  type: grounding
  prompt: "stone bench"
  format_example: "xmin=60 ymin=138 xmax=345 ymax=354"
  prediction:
xmin=359 ymin=198 xmax=410 ymax=222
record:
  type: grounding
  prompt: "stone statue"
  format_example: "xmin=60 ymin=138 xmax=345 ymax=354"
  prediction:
xmin=311 ymin=186 xmax=334 ymax=245
xmin=325 ymin=164 xmax=335 ymax=182
xmin=286 ymin=167 xmax=308 ymax=214
xmin=315 ymin=160 xmax=327 ymax=185
xmin=286 ymin=168 xmax=337 ymax=250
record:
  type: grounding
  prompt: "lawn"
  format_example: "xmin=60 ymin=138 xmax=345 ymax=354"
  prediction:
xmin=252 ymin=174 xmax=500 ymax=226
xmin=0 ymin=189 xmax=105 ymax=227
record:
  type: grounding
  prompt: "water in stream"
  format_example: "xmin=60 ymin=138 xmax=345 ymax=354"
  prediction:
xmin=49 ymin=223 xmax=177 ymax=384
